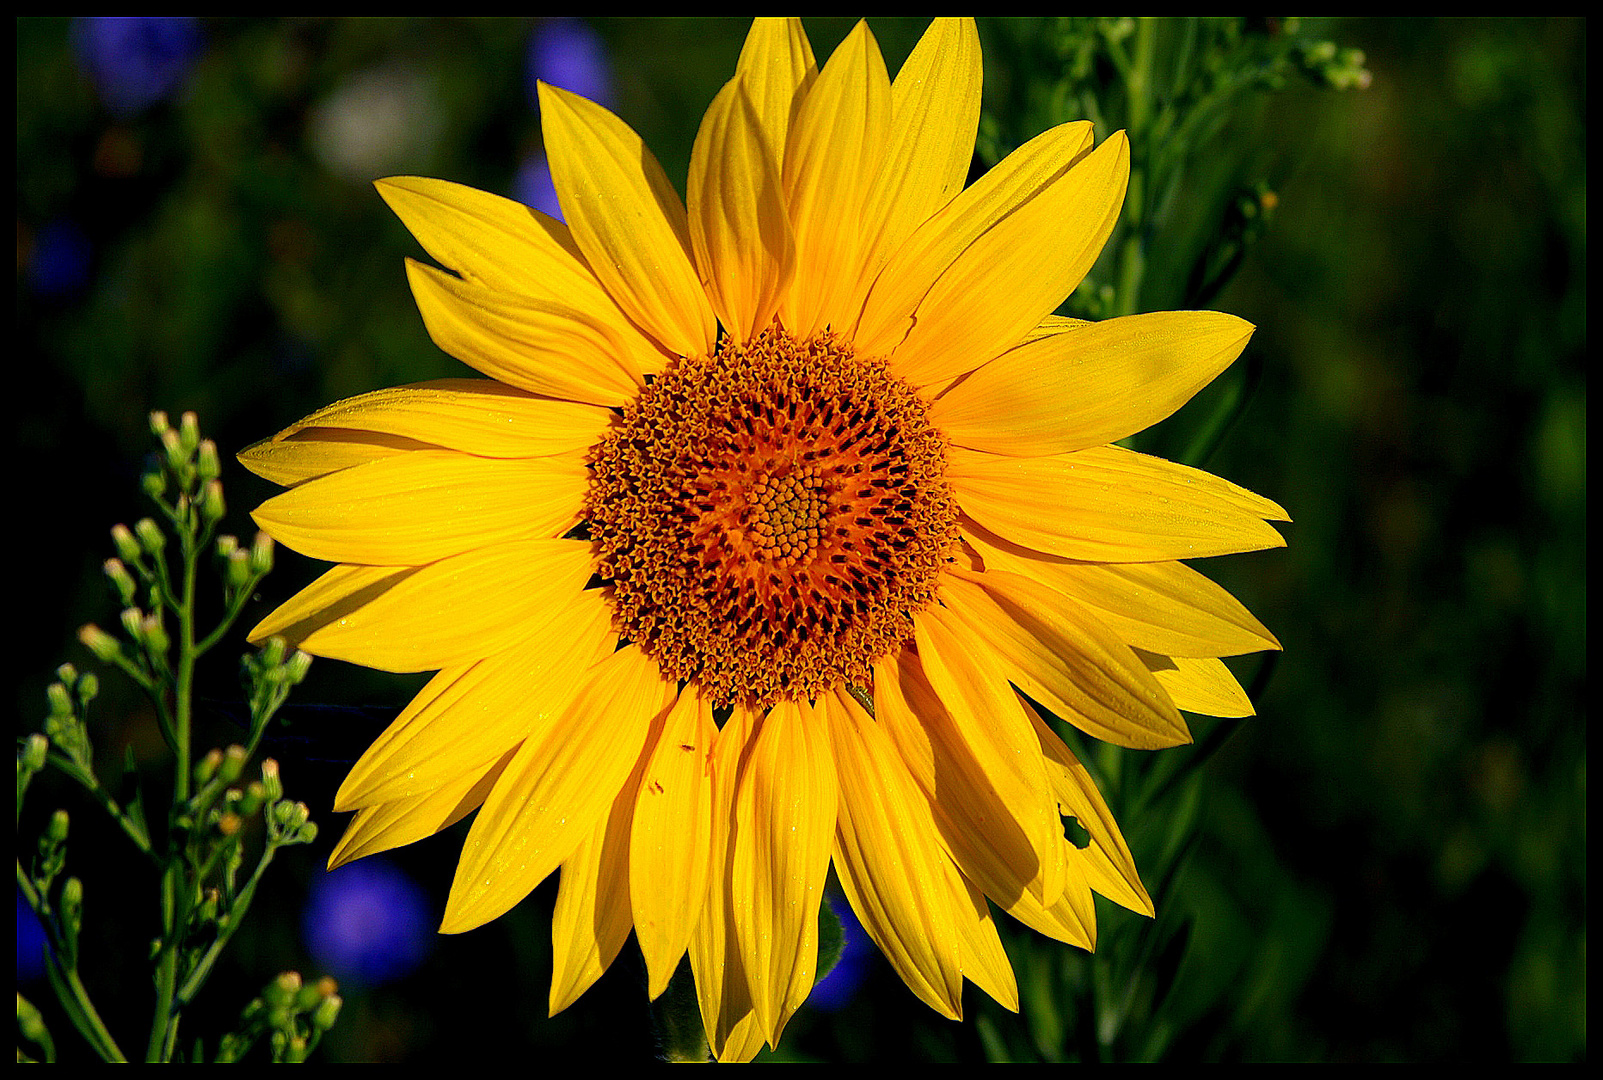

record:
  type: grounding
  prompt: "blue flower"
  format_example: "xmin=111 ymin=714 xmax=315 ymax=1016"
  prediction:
xmin=72 ymin=17 xmax=203 ymax=116
xmin=302 ymin=858 xmax=432 ymax=987
xmin=526 ymin=18 xmax=613 ymax=109
xmin=809 ymin=896 xmax=873 ymax=1012
xmin=518 ymin=19 xmax=615 ymax=221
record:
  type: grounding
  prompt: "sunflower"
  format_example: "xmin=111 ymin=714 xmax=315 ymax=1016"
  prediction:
xmin=242 ymin=17 xmax=1286 ymax=1061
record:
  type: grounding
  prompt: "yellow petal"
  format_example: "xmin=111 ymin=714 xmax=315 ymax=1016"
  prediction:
xmin=1024 ymin=702 xmax=1154 ymax=917
xmin=778 ymin=20 xmax=891 ymax=338
xmin=538 ymin=82 xmax=716 ymax=360
xmin=876 ymin=657 xmax=1095 ymax=952
xmin=853 ymin=119 xmax=1095 ymax=357
xmin=688 ymin=75 xmax=795 ymax=342
xmin=261 ymin=379 xmax=613 ymax=461
xmin=442 ymin=645 xmax=674 ymax=933
xmin=993 ymin=875 xmax=1097 ymax=951
xmin=631 ymin=688 xmax=718 ymax=1001
xmin=406 ymin=259 xmax=642 ymax=406
xmin=949 ymin=444 xmax=1288 ymax=563
xmin=251 ymin=449 xmax=585 ymax=566
xmin=735 ymin=17 xmax=817 ymax=162
xmin=851 ymin=18 xmax=982 ymax=310
xmin=249 ymin=539 xmax=594 ymax=673
xmin=237 ymin=429 xmax=429 ymax=488
xmin=327 ymin=745 xmax=514 ymax=870
xmin=885 ymin=131 xmax=1130 ymax=388
xmin=248 ymin=562 xmax=415 ymax=644
xmin=940 ymin=568 xmax=1189 ymax=750
xmin=1022 ymin=313 xmax=1092 ymax=343
xmin=729 ymin=698 xmax=837 ymax=1048
xmin=1141 ymin=652 xmax=1256 ymax=718
xmin=912 ymin=602 xmax=1067 ymax=906
xmin=689 ymin=704 xmax=767 ymax=1063
xmin=931 ymin=310 xmax=1255 ymax=456
xmin=949 ymin=869 xmax=1020 ymax=1013
xmin=333 ymin=587 xmax=614 ymax=811
xmin=966 ymin=526 xmax=1281 ymax=658
xmin=872 ymin=648 xmax=1043 ymax=913
xmin=374 ymin=175 xmax=670 ymax=379
xmin=822 ymin=688 xmax=964 ymax=1020
xmin=549 ymin=777 xmax=637 ymax=1016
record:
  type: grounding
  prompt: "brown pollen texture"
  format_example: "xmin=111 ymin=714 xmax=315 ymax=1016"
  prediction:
xmin=585 ymin=325 xmax=957 ymax=709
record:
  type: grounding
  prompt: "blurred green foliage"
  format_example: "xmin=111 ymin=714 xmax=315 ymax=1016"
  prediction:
xmin=16 ymin=16 xmax=1584 ymax=1062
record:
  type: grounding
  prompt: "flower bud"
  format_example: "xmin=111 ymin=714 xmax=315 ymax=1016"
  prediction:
xmin=259 ymin=636 xmax=287 ymax=669
xmin=200 ymin=479 xmax=225 ymax=523
xmin=140 ymin=613 xmax=171 ymax=657
xmin=312 ymin=992 xmax=343 ymax=1033
xmin=149 ymin=410 xmax=171 ymax=438
xmin=284 ymin=650 xmax=313 ymax=685
xmin=197 ymin=438 xmax=221 ymax=481
xmin=179 ymin=411 xmax=201 ymax=456
xmin=46 ymin=809 xmax=69 ymax=844
xmin=220 ymin=744 xmax=249 ymax=784
xmin=273 ymin=799 xmax=310 ymax=832
xmin=260 ymin=759 xmax=283 ymax=802
xmin=17 ymin=992 xmax=48 ymax=1044
xmin=249 ymin=532 xmax=275 ymax=575
xmin=226 ymin=550 xmax=252 ymax=591
xmin=196 ymin=747 xmax=224 ymax=785
xmin=133 ymin=517 xmax=165 ymax=555
xmin=111 ymin=523 xmax=142 ymax=563
xmin=160 ymin=426 xmax=185 ymax=470
xmin=239 ymin=780 xmax=268 ymax=816
xmin=268 ymin=970 xmax=302 ymax=1005
xmin=104 ymin=558 xmax=138 ymax=606
xmin=21 ymin=733 xmax=50 ymax=774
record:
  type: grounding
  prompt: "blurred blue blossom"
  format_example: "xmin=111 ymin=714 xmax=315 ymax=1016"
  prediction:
xmin=17 ymin=888 xmax=48 ymax=983
xmin=518 ymin=19 xmax=615 ymax=222
xmin=809 ymin=896 xmax=873 ymax=1012
xmin=512 ymin=153 xmax=563 ymax=221
xmin=25 ymin=220 xmax=94 ymax=299
xmin=302 ymin=858 xmax=432 ymax=987
xmin=526 ymin=18 xmax=614 ymax=108
xmin=72 ymin=17 xmax=203 ymax=116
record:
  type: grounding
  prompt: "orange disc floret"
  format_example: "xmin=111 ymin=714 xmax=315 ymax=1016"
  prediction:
xmin=586 ymin=325 xmax=958 ymax=709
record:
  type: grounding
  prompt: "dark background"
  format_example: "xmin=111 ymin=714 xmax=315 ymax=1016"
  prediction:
xmin=15 ymin=17 xmax=1585 ymax=1062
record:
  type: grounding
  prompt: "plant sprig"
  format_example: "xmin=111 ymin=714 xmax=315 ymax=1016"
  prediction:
xmin=16 ymin=410 xmax=337 ymax=1062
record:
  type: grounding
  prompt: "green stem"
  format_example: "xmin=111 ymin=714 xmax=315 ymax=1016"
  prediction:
xmin=173 ymin=844 xmax=278 ymax=1014
xmin=148 ymin=862 xmax=183 ymax=1061
xmin=18 ymin=864 xmax=126 ymax=1062
xmin=175 ymin=537 xmax=199 ymax=804
xmin=45 ymin=750 xmax=154 ymax=857
xmin=49 ymin=956 xmax=128 ymax=1062
xmin=148 ymin=528 xmax=202 ymax=1062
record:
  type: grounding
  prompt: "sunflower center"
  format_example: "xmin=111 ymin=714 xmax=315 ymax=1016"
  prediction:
xmin=585 ymin=325 xmax=957 ymax=709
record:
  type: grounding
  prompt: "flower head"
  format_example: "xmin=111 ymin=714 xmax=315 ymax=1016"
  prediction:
xmin=242 ymin=17 xmax=1285 ymax=1061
